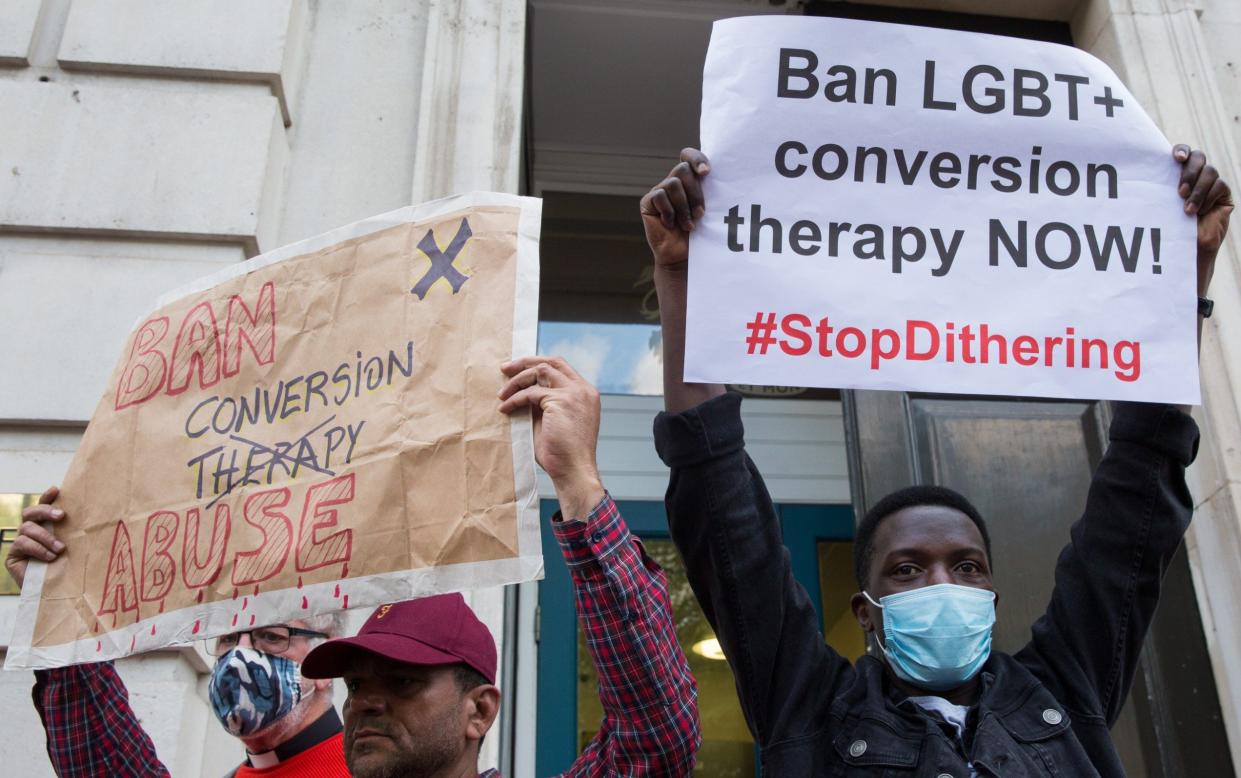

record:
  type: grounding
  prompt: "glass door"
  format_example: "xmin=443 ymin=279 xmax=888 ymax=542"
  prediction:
xmin=535 ymin=498 xmax=854 ymax=776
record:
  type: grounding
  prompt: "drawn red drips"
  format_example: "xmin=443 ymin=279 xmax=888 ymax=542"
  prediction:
xmin=249 ymin=614 xmax=256 ymax=626
xmin=334 ymin=584 xmax=340 ymax=599
xmin=129 ymin=635 xmax=136 ymax=652
xmin=343 ymin=594 xmax=349 ymax=608
xmin=197 ymin=590 xmax=204 ymax=604
xmin=192 ymin=620 xmax=201 ymax=635
xmin=342 ymin=563 xmax=349 ymax=578
xmin=253 ymin=585 xmax=259 ymax=596
xmin=150 ymin=624 xmax=156 ymax=636
xmin=96 ymin=641 xmax=102 ymax=653
xmin=297 ymin=576 xmax=303 ymax=588
xmin=232 ymin=587 xmax=239 ymax=599
xmin=301 ymin=596 xmax=309 ymax=609
xmin=231 ymin=613 xmax=238 ymax=627
xmin=241 ymin=597 xmax=248 ymax=611
xmin=159 ymin=599 xmax=166 ymax=614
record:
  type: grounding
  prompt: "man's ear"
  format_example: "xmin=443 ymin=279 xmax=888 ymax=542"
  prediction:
xmin=851 ymin=591 xmax=876 ymax=633
xmin=465 ymin=685 xmax=501 ymax=742
xmin=313 ymin=677 xmax=333 ymax=693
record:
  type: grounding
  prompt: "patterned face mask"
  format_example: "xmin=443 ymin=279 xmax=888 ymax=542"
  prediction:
xmin=208 ymin=646 xmax=304 ymax=736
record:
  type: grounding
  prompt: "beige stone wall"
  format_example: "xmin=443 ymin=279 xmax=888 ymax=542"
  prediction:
xmin=1186 ymin=4 xmax=1241 ymax=765
xmin=0 ymin=2 xmax=527 ymax=775
xmin=1071 ymin=0 xmax=1241 ymax=768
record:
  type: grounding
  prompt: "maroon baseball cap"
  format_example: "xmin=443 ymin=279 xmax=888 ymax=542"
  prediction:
xmin=301 ymin=593 xmax=497 ymax=683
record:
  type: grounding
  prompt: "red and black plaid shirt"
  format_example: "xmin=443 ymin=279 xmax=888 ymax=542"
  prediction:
xmin=32 ymin=658 xmax=172 ymax=777
xmin=552 ymin=495 xmax=701 ymax=776
xmin=32 ymin=495 xmax=699 ymax=776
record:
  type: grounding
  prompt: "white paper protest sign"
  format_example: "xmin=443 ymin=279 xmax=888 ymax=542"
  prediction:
xmin=686 ymin=16 xmax=1199 ymax=404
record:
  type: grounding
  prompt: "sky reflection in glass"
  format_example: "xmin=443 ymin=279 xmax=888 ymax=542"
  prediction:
xmin=537 ymin=321 xmax=663 ymax=396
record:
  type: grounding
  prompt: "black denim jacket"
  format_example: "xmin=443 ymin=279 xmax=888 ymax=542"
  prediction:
xmin=654 ymin=393 xmax=1198 ymax=777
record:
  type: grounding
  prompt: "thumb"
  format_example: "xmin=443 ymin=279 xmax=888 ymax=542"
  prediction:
xmin=4 ymin=552 xmax=27 ymax=590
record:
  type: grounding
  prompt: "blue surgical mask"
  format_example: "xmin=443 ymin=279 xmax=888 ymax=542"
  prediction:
xmin=208 ymin=646 xmax=304 ymax=736
xmin=864 ymin=583 xmax=995 ymax=692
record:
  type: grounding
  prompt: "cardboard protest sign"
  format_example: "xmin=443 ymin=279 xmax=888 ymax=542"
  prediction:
xmin=6 ymin=193 xmax=543 ymax=669
xmin=686 ymin=16 xmax=1199 ymax=404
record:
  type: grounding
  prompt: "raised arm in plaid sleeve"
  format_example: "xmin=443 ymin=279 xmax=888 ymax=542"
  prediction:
xmin=553 ymin=494 xmax=701 ymax=777
xmin=33 ymin=662 xmax=170 ymax=777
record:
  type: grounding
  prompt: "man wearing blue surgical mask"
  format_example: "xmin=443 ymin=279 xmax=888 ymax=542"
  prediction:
xmin=851 ymin=488 xmax=999 ymax=742
xmin=642 ymin=144 xmax=1232 ymax=776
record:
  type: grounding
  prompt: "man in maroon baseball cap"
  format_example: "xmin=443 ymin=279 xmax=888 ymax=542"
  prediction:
xmin=303 ymin=594 xmax=496 ymax=683
xmin=301 ymin=356 xmax=700 ymax=778
xmin=302 ymin=593 xmax=500 ymax=778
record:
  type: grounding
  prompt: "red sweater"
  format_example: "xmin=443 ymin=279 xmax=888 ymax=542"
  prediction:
xmin=234 ymin=733 xmax=348 ymax=778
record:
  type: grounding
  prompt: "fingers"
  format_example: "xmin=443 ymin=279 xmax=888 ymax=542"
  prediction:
xmin=22 ymin=501 xmax=66 ymax=525
xmin=539 ymin=355 xmax=583 ymax=382
xmin=498 ymin=355 xmax=596 ymax=413
xmin=640 ymin=148 xmax=711 ymax=232
xmin=4 ymin=486 xmax=62 ymax=588
xmin=499 ymin=356 xmax=586 ymax=405
xmin=498 ymin=364 xmax=569 ymax=402
xmin=1187 ymin=161 xmax=1218 ymax=216
xmin=1176 ymin=147 xmax=1204 ymax=196
xmin=660 ymin=175 xmax=695 ymax=232
xmin=1177 ymin=147 xmax=1207 ymax=207
xmin=35 ymin=485 xmax=59 ymax=508
xmin=641 ymin=187 xmax=678 ymax=231
xmin=7 ymin=485 xmax=68 ymax=569
xmin=498 ymin=385 xmax=552 ymax=415
xmin=1203 ymin=178 xmax=1233 ymax=216
xmin=500 ymin=355 xmax=580 ymax=380
xmin=14 ymin=521 xmax=64 ymax=561
xmin=670 ymin=161 xmax=706 ymax=220
xmin=679 ymin=148 xmax=711 ymax=176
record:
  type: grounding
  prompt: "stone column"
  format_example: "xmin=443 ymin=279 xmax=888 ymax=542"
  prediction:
xmin=1073 ymin=0 xmax=1241 ymax=767
xmin=410 ymin=1 xmax=528 ymax=771
xmin=411 ymin=0 xmax=525 ymax=201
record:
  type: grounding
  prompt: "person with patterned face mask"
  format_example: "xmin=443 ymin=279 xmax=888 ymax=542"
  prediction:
xmin=16 ymin=548 xmax=478 ymax=778
xmin=200 ymin=617 xmax=351 ymax=775
xmin=7 ymin=514 xmax=351 ymax=778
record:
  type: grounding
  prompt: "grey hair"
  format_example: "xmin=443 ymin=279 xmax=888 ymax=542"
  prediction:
xmin=302 ymin=611 xmax=348 ymax=641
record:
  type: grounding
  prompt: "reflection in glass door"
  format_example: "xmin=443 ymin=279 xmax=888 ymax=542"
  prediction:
xmin=536 ymin=500 xmax=855 ymax=776
xmin=575 ymin=538 xmax=756 ymax=776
